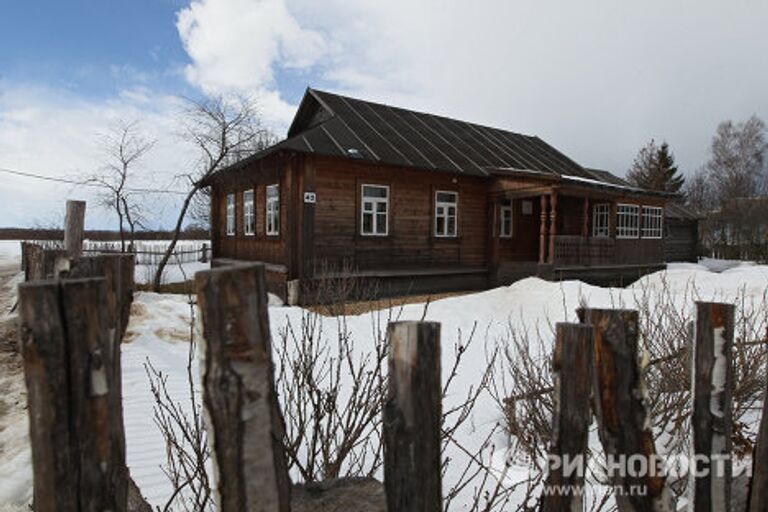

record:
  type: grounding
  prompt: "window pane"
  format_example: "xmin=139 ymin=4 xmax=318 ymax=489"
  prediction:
xmin=448 ymin=217 xmax=456 ymax=235
xmin=436 ymin=217 xmax=445 ymax=235
xmin=363 ymin=185 xmax=387 ymax=198
xmin=376 ymin=214 xmax=387 ymax=234
xmin=376 ymin=202 xmax=387 ymax=214
xmin=437 ymin=192 xmax=457 ymax=203
xmin=363 ymin=202 xmax=373 ymax=212
xmin=363 ymin=212 xmax=373 ymax=233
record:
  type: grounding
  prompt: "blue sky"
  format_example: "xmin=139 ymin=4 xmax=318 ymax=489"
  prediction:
xmin=1 ymin=0 xmax=767 ymax=229
xmin=1 ymin=1 xmax=189 ymax=96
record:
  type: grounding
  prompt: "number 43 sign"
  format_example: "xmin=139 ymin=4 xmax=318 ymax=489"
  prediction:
xmin=303 ymin=192 xmax=317 ymax=204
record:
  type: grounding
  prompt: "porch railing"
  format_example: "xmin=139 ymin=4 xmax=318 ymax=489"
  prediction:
xmin=552 ymin=235 xmax=614 ymax=267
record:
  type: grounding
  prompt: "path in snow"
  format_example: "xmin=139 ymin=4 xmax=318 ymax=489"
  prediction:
xmin=0 ymin=254 xmax=31 ymax=512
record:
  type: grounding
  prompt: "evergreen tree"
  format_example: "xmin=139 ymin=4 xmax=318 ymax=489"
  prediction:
xmin=627 ymin=140 xmax=685 ymax=193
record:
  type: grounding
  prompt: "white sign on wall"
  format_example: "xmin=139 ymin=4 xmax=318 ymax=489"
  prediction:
xmin=304 ymin=192 xmax=317 ymax=204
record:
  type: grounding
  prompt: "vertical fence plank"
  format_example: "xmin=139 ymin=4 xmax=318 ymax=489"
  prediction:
xmin=195 ymin=263 xmax=291 ymax=512
xmin=60 ymin=277 xmax=128 ymax=511
xmin=18 ymin=281 xmax=77 ymax=511
xmin=64 ymin=200 xmax=86 ymax=260
xmin=747 ymin=379 xmax=768 ymax=512
xmin=383 ymin=321 xmax=442 ymax=512
xmin=19 ymin=277 xmax=127 ymax=512
xmin=541 ymin=323 xmax=594 ymax=512
xmin=580 ymin=308 xmax=672 ymax=512
xmin=691 ymin=302 xmax=735 ymax=512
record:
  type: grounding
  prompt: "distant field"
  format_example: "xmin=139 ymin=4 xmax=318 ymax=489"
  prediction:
xmin=0 ymin=227 xmax=209 ymax=241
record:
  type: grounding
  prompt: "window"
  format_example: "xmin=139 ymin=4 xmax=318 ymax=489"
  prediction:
xmin=361 ymin=184 xmax=389 ymax=236
xmin=226 ymin=193 xmax=235 ymax=236
xmin=593 ymin=203 xmax=610 ymax=238
xmin=266 ymin=184 xmax=279 ymax=236
xmin=500 ymin=199 xmax=513 ymax=238
xmin=616 ymin=204 xmax=640 ymax=238
xmin=243 ymin=189 xmax=255 ymax=235
xmin=435 ymin=191 xmax=458 ymax=237
xmin=642 ymin=206 xmax=663 ymax=239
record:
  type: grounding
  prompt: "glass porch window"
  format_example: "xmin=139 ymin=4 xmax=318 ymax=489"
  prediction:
xmin=593 ymin=203 xmax=610 ymax=237
xmin=642 ymin=206 xmax=663 ymax=239
xmin=616 ymin=203 xmax=640 ymax=238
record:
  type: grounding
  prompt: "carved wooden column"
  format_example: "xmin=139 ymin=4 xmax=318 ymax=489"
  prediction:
xmin=582 ymin=197 xmax=590 ymax=238
xmin=548 ymin=192 xmax=558 ymax=264
xmin=539 ymin=195 xmax=549 ymax=264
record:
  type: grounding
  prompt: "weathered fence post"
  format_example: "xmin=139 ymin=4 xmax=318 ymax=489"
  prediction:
xmin=383 ymin=321 xmax=442 ymax=512
xmin=747 ymin=378 xmax=768 ymax=512
xmin=18 ymin=277 xmax=127 ymax=512
xmin=579 ymin=308 xmax=673 ymax=512
xmin=64 ymin=199 xmax=86 ymax=260
xmin=200 ymin=242 xmax=208 ymax=263
xmin=541 ymin=323 xmax=594 ymax=512
xmin=691 ymin=302 xmax=735 ymax=512
xmin=195 ymin=263 xmax=291 ymax=512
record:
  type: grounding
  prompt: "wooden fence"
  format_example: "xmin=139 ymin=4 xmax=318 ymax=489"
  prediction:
xmin=23 ymin=239 xmax=209 ymax=266
xmin=13 ymin=200 xmax=768 ymax=511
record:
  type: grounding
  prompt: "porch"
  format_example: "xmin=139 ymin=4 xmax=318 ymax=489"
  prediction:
xmin=490 ymin=182 xmax=666 ymax=285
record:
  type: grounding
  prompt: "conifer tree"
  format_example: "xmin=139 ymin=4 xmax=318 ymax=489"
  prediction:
xmin=627 ymin=140 xmax=685 ymax=193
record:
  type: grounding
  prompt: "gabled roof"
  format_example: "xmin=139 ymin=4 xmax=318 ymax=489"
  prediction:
xmin=215 ymin=88 xmax=608 ymax=181
xmin=207 ymin=89 xmax=670 ymax=198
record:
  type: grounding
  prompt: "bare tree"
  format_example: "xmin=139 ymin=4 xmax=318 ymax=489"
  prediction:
xmin=688 ymin=116 xmax=768 ymax=259
xmin=152 ymin=95 xmax=275 ymax=291
xmin=90 ymin=119 xmax=155 ymax=252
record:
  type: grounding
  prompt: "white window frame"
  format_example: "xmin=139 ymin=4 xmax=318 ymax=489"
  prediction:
xmin=266 ymin=184 xmax=279 ymax=236
xmin=360 ymin=184 xmax=389 ymax=236
xmin=642 ymin=206 xmax=663 ymax=239
xmin=243 ymin=189 xmax=255 ymax=236
xmin=434 ymin=190 xmax=458 ymax=238
xmin=592 ymin=203 xmax=610 ymax=238
xmin=226 ymin=193 xmax=235 ymax=236
xmin=499 ymin=201 xmax=513 ymax=238
xmin=616 ymin=203 xmax=640 ymax=239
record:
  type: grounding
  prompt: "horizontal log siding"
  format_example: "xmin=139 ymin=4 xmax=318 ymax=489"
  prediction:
xmin=312 ymin=156 xmax=488 ymax=272
xmin=211 ymin=153 xmax=293 ymax=269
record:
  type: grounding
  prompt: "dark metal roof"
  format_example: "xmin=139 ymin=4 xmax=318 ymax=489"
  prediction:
xmin=207 ymin=89 xmax=669 ymax=199
xmin=215 ymin=88 xmax=602 ymax=181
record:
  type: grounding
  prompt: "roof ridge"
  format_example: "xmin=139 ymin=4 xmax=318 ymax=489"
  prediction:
xmin=309 ymin=88 xmax=537 ymax=140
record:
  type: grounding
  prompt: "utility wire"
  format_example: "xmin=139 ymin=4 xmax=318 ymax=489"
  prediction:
xmin=0 ymin=166 xmax=189 ymax=195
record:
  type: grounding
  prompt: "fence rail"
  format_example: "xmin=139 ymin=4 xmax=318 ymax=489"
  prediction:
xmin=23 ymin=239 xmax=209 ymax=265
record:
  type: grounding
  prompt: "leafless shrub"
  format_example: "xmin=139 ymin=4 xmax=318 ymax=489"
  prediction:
xmin=489 ymin=277 xmax=768 ymax=510
xmin=275 ymin=307 xmax=389 ymax=482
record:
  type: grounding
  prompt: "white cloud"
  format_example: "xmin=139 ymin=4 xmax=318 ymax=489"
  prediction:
xmin=176 ymin=0 xmax=768 ymax=175
xmin=0 ymin=84 xmax=194 ymax=229
xmin=176 ymin=0 xmax=326 ymax=127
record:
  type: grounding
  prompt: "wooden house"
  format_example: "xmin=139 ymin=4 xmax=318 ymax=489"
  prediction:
xmin=203 ymin=88 xmax=674 ymax=303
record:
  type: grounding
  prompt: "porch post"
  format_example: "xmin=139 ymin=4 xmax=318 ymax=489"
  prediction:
xmin=582 ymin=197 xmax=590 ymax=237
xmin=548 ymin=192 xmax=558 ymax=264
xmin=539 ymin=195 xmax=549 ymax=264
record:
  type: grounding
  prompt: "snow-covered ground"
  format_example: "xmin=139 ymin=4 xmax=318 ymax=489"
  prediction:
xmin=1 ymin=246 xmax=766 ymax=509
